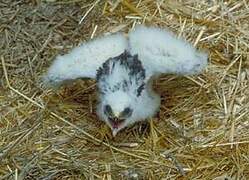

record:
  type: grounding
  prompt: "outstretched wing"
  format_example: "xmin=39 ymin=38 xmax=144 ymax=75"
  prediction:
xmin=43 ymin=33 xmax=128 ymax=86
xmin=128 ymin=25 xmax=208 ymax=80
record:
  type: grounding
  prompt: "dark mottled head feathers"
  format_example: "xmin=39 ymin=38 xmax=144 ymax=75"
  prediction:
xmin=96 ymin=51 xmax=146 ymax=97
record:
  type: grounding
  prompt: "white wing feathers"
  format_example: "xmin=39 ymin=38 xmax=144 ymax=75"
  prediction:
xmin=43 ymin=25 xmax=208 ymax=86
xmin=43 ymin=33 xmax=128 ymax=86
xmin=128 ymin=26 xmax=208 ymax=79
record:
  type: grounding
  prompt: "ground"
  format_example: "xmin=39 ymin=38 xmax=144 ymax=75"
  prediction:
xmin=1 ymin=0 xmax=249 ymax=179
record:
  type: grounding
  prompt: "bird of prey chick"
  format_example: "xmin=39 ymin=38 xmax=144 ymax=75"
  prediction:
xmin=43 ymin=25 xmax=208 ymax=136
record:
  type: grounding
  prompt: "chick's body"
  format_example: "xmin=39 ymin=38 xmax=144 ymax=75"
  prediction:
xmin=96 ymin=52 xmax=160 ymax=135
xmin=43 ymin=25 xmax=208 ymax=136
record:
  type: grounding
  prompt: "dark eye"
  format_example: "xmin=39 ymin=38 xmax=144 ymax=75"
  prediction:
xmin=121 ymin=107 xmax=133 ymax=118
xmin=104 ymin=104 xmax=113 ymax=117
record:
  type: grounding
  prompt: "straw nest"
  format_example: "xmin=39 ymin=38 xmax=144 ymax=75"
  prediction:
xmin=1 ymin=0 xmax=249 ymax=179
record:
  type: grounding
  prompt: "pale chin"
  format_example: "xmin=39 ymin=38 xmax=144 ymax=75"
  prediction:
xmin=112 ymin=128 xmax=119 ymax=137
xmin=111 ymin=124 xmax=126 ymax=137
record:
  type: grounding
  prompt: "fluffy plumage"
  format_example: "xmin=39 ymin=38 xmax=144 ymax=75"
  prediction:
xmin=43 ymin=33 xmax=128 ymax=86
xmin=128 ymin=25 xmax=208 ymax=79
xmin=96 ymin=51 xmax=145 ymax=97
xmin=43 ymin=25 xmax=208 ymax=136
xmin=96 ymin=51 xmax=160 ymax=136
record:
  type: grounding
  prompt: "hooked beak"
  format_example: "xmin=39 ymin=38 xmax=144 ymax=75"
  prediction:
xmin=113 ymin=112 xmax=120 ymax=118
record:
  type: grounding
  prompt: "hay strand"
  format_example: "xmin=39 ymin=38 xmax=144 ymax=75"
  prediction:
xmin=1 ymin=0 xmax=249 ymax=179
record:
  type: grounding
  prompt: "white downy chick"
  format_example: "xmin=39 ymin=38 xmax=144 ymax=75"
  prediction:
xmin=43 ymin=25 xmax=208 ymax=136
xmin=96 ymin=51 xmax=160 ymax=136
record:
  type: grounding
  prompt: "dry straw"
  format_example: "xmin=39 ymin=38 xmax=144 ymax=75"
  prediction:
xmin=1 ymin=0 xmax=249 ymax=179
